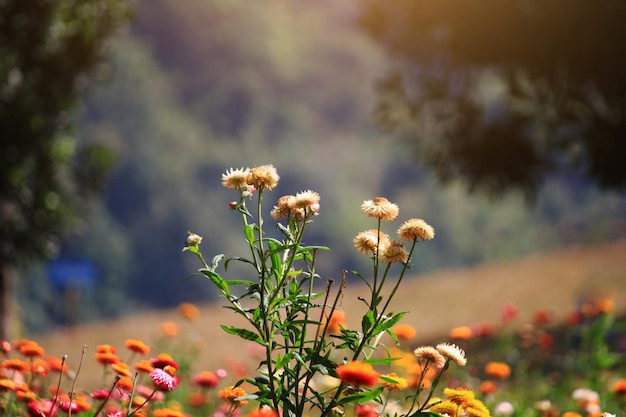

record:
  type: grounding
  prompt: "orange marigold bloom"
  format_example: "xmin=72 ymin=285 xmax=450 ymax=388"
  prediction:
xmin=31 ymin=358 xmax=50 ymax=376
xmin=178 ymin=302 xmax=200 ymax=321
xmin=96 ymin=344 xmax=117 ymax=354
xmin=219 ymin=385 xmax=249 ymax=406
xmin=325 ymin=310 xmax=347 ymax=334
xmin=248 ymin=406 xmax=279 ymax=417
xmin=161 ymin=321 xmax=179 ymax=337
xmin=561 ymin=412 xmax=583 ymax=417
xmin=111 ymin=362 xmax=132 ymax=377
xmin=361 ymin=197 xmax=399 ymax=221
xmin=95 ymin=351 xmax=121 ymax=365
xmin=187 ymin=391 xmax=210 ymax=407
xmin=0 ymin=378 xmax=16 ymax=391
xmin=335 ymin=361 xmax=380 ymax=387
xmin=135 ymin=359 xmax=154 ymax=373
xmin=450 ymin=326 xmax=473 ymax=340
xmin=612 ymin=379 xmax=626 ymax=394
xmin=117 ymin=376 xmax=134 ymax=391
xmin=47 ymin=356 xmax=69 ymax=373
xmin=2 ymin=358 xmax=30 ymax=372
xmin=485 ymin=362 xmax=511 ymax=379
xmin=19 ymin=341 xmax=45 ymax=357
xmin=478 ymin=380 xmax=498 ymax=395
xmin=153 ymin=407 xmax=186 ymax=417
xmin=393 ymin=323 xmax=417 ymax=341
xmin=125 ymin=339 xmax=151 ymax=355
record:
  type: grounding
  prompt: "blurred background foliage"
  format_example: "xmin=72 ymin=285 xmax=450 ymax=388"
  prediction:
xmin=3 ymin=0 xmax=625 ymax=334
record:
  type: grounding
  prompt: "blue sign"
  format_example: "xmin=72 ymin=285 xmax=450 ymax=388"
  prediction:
xmin=48 ymin=259 xmax=98 ymax=289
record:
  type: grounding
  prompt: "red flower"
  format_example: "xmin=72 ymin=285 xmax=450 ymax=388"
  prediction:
xmin=193 ymin=371 xmax=220 ymax=389
xmin=150 ymin=366 xmax=179 ymax=391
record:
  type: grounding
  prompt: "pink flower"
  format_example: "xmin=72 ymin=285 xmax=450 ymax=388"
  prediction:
xmin=150 ymin=366 xmax=179 ymax=391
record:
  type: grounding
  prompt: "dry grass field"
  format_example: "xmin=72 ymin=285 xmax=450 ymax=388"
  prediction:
xmin=34 ymin=240 xmax=626 ymax=389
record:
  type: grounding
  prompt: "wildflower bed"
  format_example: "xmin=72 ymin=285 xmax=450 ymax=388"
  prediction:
xmin=2 ymin=165 xmax=624 ymax=417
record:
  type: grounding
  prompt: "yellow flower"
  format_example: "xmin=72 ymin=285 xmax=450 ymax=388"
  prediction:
xmin=397 ymin=218 xmax=435 ymax=241
xmin=379 ymin=240 xmax=408 ymax=263
xmin=443 ymin=387 xmax=476 ymax=406
xmin=429 ymin=399 xmax=461 ymax=417
xmin=361 ymin=197 xmax=399 ymax=221
xmin=247 ymin=164 xmax=279 ymax=191
xmin=221 ymin=167 xmax=250 ymax=190
xmin=380 ymin=372 xmax=408 ymax=390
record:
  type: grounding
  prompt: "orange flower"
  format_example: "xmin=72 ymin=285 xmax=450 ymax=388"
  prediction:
xmin=178 ymin=302 xmax=200 ymax=321
xmin=2 ymin=358 xmax=30 ymax=372
xmin=450 ymin=326 xmax=473 ymax=340
xmin=335 ymin=361 xmax=380 ymax=387
xmin=393 ymin=323 xmax=417 ymax=341
xmin=325 ymin=310 xmax=346 ymax=334
xmin=248 ymin=406 xmax=279 ymax=417
xmin=485 ymin=362 xmax=511 ymax=379
xmin=117 ymin=376 xmax=134 ymax=391
xmin=19 ymin=341 xmax=45 ymax=357
xmin=612 ymin=379 xmax=626 ymax=395
xmin=47 ymin=356 xmax=69 ymax=373
xmin=219 ymin=385 xmax=249 ymax=407
xmin=31 ymin=358 xmax=50 ymax=376
xmin=533 ymin=309 xmax=552 ymax=325
xmin=150 ymin=353 xmax=179 ymax=370
xmin=111 ymin=362 xmax=132 ymax=377
xmin=125 ymin=339 xmax=150 ymax=355
xmin=135 ymin=359 xmax=154 ymax=373
xmin=95 ymin=351 xmax=121 ymax=365
xmin=194 ymin=371 xmax=220 ymax=389
xmin=0 ymin=378 xmax=16 ymax=391
xmin=161 ymin=321 xmax=179 ymax=337
xmin=96 ymin=344 xmax=117 ymax=354
xmin=478 ymin=380 xmax=498 ymax=395
xmin=187 ymin=391 xmax=210 ymax=407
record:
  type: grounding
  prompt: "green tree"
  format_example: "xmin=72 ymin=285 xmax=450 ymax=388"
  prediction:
xmin=360 ymin=0 xmax=626 ymax=197
xmin=0 ymin=0 xmax=129 ymax=339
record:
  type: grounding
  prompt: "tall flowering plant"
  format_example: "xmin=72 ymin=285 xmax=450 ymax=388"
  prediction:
xmin=185 ymin=165 xmax=482 ymax=417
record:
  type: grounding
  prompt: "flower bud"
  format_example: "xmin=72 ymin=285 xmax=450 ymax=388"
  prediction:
xmin=186 ymin=233 xmax=202 ymax=247
xmin=229 ymin=201 xmax=238 ymax=210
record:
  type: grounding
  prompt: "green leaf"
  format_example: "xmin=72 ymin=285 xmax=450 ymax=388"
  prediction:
xmin=372 ymin=312 xmax=406 ymax=335
xmin=200 ymin=269 xmax=230 ymax=297
xmin=224 ymin=256 xmax=256 ymax=270
xmin=244 ymin=223 xmax=256 ymax=245
xmin=225 ymin=279 xmax=257 ymax=286
xmin=336 ymin=386 xmax=383 ymax=406
xmin=362 ymin=310 xmax=375 ymax=334
xmin=211 ymin=254 xmax=225 ymax=271
xmin=220 ymin=325 xmax=264 ymax=344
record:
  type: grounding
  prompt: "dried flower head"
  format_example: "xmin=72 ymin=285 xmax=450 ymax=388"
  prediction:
xmin=294 ymin=190 xmax=320 ymax=208
xmin=271 ymin=195 xmax=296 ymax=220
xmin=353 ymin=229 xmax=390 ymax=256
xmin=397 ymin=218 xmax=435 ymax=241
xmin=436 ymin=343 xmax=467 ymax=366
xmin=186 ymin=233 xmax=203 ymax=247
xmin=335 ymin=361 xmax=380 ymax=387
xmin=361 ymin=197 xmax=399 ymax=221
xmin=379 ymin=240 xmax=408 ymax=263
xmin=413 ymin=346 xmax=446 ymax=368
xmin=247 ymin=164 xmax=279 ymax=191
xmin=221 ymin=167 xmax=250 ymax=190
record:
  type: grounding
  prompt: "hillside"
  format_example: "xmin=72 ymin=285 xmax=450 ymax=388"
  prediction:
xmin=34 ymin=240 xmax=626 ymax=389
